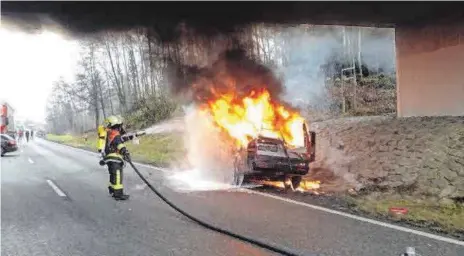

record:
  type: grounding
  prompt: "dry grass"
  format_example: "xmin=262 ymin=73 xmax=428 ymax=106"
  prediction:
xmin=46 ymin=132 xmax=185 ymax=167
xmin=352 ymin=196 xmax=464 ymax=235
xmin=124 ymin=133 xmax=185 ymax=167
xmin=46 ymin=133 xmax=94 ymax=149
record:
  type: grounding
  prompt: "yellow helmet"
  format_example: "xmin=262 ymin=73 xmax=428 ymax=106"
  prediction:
xmin=104 ymin=115 xmax=123 ymax=128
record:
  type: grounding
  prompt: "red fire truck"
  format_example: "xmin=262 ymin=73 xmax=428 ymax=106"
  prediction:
xmin=1 ymin=102 xmax=16 ymax=138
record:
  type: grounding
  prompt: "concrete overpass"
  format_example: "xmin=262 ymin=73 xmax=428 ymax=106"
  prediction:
xmin=2 ymin=2 xmax=463 ymax=117
xmin=395 ymin=22 xmax=463 ymax=117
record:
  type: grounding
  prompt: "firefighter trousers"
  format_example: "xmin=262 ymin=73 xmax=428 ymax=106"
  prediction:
xmin=107 ymin=161 xmax=125 ymax=196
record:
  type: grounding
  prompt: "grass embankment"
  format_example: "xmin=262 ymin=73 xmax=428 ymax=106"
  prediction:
xmin=349 ymin=195 xmax=464 ymax=237
xmin=46 ymin=132 xmax=184 ymax=167
xmin=46 ymin=134 xmax=94 ymax=149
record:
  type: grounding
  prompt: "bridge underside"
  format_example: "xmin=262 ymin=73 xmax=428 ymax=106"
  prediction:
xmin=2 ymin=2 xmax=464 ymax=117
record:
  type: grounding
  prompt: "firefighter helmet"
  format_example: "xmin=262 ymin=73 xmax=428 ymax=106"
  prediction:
xmin=105 ymin=115 xmax=123 ymax=128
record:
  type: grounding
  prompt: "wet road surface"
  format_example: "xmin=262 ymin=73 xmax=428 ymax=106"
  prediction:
xmin=1 ymin=139 xmax=463 ymax=256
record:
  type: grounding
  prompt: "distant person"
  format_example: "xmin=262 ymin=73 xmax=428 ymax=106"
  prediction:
xmin=18 ymin=130 xmax=24 ymax=143
xmin=31 ymin=130 xmax=34 ymax=140
xmin=25 ymin=130 xmax=30 ymax=142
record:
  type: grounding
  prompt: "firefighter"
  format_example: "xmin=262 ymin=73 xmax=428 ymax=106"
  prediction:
xmin=97 ymin=115 xmax=131 ymax=200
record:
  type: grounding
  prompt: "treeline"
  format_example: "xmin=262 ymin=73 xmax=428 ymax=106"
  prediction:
xmin=46 ymin=25 xmax=396 ymax=134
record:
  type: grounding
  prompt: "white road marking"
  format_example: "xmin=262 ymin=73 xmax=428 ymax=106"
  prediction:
xmin=28 ymin=157 xmax=34 ymax=164
xmin=46 ymin=180 xmax=67 ymax=197
xmin=247 ymin=190 xmax=464 ymax=246
xmin=41 ymin=138 xmax=464 ymax=246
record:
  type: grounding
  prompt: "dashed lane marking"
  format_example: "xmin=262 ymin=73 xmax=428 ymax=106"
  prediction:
xmin=28 ymin=157 xmax=34 ymax=164
xmin=46 ymin=179 xmax=67 ymax=197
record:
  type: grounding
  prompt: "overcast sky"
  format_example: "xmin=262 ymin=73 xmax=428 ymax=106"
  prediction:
xmin=0 ymin=27 xmax=80 ymax=123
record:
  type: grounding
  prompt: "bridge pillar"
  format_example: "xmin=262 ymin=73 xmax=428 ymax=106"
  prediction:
xmin=396 ymin=24 xmax=464 ymax=117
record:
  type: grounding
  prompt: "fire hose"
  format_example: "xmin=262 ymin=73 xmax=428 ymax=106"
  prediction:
xmin=124 ymin=131 xmax=412 ymax=256
xmin=126 ymin=159 xmax=302 ymax=256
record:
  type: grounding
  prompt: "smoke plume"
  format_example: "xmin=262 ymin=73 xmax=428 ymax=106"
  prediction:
xmin=274 ymin=26 xmax=395 ymax=117
xmin=170 ymin=48 xmax=286 ymax=105
xmin=163 ymin=104 xmax=238 ymax=191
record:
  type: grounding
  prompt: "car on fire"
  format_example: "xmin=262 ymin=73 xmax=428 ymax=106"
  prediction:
xmin=233 ymin=123 xmax=316 ymax=191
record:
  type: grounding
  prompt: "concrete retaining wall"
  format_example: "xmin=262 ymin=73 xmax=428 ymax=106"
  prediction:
xmin=310 ymin=116 xmax=464 ymax=200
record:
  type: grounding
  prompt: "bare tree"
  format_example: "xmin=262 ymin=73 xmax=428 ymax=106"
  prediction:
xmin=104 ymin=33 xmax=127 ymax=113
xmin=46 ymin=25 xmax=396 ymax=134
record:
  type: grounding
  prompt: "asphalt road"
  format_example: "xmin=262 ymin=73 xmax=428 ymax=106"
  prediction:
xmin=1 ymin=139 xmax=463 ymax=256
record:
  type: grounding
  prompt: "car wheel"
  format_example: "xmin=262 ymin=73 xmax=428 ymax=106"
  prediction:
xmin=1 ymin=147 xmax=5 ymax=157
xmin=284 ymin=176 xmax=302 ymax=192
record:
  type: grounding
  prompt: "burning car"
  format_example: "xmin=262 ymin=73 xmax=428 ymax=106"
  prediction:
xmin=233 ymin=123 xmax=315 ymax=190
xmin=185 ymin=50 xmax=317 ymax=190
xmin=195 ymin=87 xmax=316 ymax=191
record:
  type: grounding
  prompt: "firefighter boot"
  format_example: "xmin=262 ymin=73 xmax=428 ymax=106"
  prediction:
xmin=108 ymin=186 xmax=114 ymax=196
xmin=113 ymin=189 xmax=130 ymax=201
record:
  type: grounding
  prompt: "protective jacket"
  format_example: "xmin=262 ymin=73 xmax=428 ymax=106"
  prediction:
xmin=97 ymin=125 xmax=128 ymax=162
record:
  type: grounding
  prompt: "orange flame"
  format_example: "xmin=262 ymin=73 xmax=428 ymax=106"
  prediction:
xmin=297 ymin=180 xmax=321 ymax=193
xmin=201 ymin=89 xmax=306 ymax=148
xmin=257 ymin=180 xmax=321 ymax=193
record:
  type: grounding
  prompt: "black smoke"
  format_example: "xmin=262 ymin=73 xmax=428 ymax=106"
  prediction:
xmin=169 ymin=48 xmax=285 ymax=105
xmin=2 ymin=2 xmax=460 ymax=43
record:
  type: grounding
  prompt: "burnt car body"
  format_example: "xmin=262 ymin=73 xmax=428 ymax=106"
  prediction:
xmin=1 ymin=133 xmax=18 ymax=156
xmin=233 ymin=123 xmax=316 ymax=190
